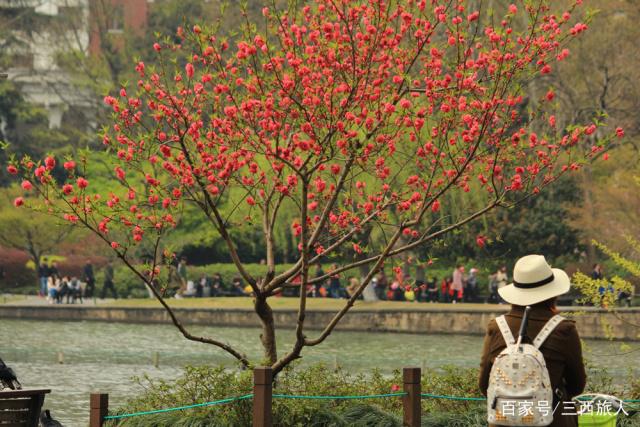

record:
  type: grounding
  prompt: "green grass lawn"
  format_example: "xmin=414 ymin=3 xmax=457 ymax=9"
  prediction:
xmin=105 ymin=297 xmax=502 ymax=311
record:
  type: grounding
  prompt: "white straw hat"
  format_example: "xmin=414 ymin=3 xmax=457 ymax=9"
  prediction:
xmin=498 ymin=255 xmax=571 ymax=306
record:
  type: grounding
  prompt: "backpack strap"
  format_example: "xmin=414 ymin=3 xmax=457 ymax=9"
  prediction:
xmin=495 ymin=315 xmax=515 ymax=346
xmin=533 ymin=315 xmax=565 ymax=348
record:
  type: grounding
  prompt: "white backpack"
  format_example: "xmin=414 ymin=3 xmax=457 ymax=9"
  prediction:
xmin=487 ymin=313 xmax=565 ymax=426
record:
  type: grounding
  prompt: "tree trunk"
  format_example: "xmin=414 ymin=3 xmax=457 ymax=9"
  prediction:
xmin=255 ymin=295 xmax=277 ymax=365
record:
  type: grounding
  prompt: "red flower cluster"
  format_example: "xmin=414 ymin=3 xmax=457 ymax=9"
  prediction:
xmin=5 ymin=0 xmax=618 ymax=280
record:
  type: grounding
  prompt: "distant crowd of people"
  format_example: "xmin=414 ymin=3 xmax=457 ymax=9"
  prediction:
xmin=591 ymin=263 xmax=633 ymax=306
xmin=169 ymin=258 xmax=514 ymax=304
xmin=37 ymin=258 xmax=117 ymax=304
xmin=34 ymin=256 xmax=631 ymax=306
xmin=295 ymin=264 xmax=512 ymax=303
xmin=167 ymin=258 xmax=251 ymax=298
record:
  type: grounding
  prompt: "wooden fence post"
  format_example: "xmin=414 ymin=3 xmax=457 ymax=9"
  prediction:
xmin=89 ymin=393 xmax=108 ymax=427
xmin=403 ymin=367 xmax=421 ymax=427
xmin=253 ymin=367 xmax=273 ymax=427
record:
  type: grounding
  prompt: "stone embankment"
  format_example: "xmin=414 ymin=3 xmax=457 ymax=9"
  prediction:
xmin=0 ymin=304 xmax=638 ymax=340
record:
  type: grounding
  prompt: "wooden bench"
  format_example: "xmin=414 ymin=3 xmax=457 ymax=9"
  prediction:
xmin=0 ymin=389 xmax=50 ymax=427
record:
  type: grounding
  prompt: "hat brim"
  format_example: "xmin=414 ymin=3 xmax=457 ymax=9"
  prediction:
xmin=498 ymin=268 xmax=571 ymax=306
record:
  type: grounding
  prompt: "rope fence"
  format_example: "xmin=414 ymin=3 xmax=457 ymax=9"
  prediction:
xmin=272 ymin=392 xmax=408 ymax=400
xmin=103 ymin=394 xmax=254 ymax=420
xmin=89 ymin=366 xmax=639 ymax=427
xmin=421 ymin=393 xmax=485 ymax=401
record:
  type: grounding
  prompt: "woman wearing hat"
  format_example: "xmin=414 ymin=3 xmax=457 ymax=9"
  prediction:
xmin=479 ymin=255 xmax=586 ymax=427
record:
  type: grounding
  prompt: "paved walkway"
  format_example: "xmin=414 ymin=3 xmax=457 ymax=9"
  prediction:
xmin=0 ymin=294 xmax=116 ymax=306
xmin=1 ymin=294 xmax=633 ymax=312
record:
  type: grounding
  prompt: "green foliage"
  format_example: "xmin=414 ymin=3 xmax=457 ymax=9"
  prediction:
xmin=105 ymin=364 xmax=482 ymax=427
xmin=421 ymin=406 xmax=486 ymax=427
xmin=429 ymin=176 xmax=583 ymax=268
xmin=98 ymin=363 xmax=640 ymax=427
xmin=573 ymin=238 xmax=637 ymax=311
xmin=420 ymin=367 xmax=481 ymax=414
xmin=0 ymin=187 xmax=75 ymax=264
xmin=105 ymin=366 xmax=253 ymax=427
xmin=0 ymin=80 xmax=74 ymax=185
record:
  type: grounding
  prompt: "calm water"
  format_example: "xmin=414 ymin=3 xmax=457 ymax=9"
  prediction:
xmin=0 ymin=319 xmax=637 ymax=426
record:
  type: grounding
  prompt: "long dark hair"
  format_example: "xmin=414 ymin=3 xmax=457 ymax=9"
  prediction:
xmin=515 ymin=297 xmax=559 ymax=315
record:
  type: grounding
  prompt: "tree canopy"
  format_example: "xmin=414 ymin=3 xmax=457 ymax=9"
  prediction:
xmin=6 ymin=0 xmax=620 ymax=372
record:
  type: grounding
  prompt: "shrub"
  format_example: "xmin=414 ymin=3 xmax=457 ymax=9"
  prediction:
xmin=0 ymin=247 xmax=34 ymax=290
xmin=104 ymin=362 xmax=640 ymax=426
xmin=104 ymin=364 xmax=483 ymax=427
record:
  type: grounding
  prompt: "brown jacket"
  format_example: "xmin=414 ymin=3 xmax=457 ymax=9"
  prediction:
xmin=479 ymin=305 xmax=587 ymax=427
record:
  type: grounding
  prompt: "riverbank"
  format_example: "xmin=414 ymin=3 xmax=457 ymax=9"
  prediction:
xmin=1 ymin=296 xmax=638 ymax=340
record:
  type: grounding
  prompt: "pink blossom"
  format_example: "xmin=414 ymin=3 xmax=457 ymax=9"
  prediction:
xmin=115 ymin=167 xmax=126 ymax=180
xmin=63 ymin=161 xmax=76 ymax=171
xmin=77 ymin=177 xmax=89 ymax=189
xmin=185 ymin=63 xmax=194 ymax=79
xmin=45 ymin=156 xmax=56 ymax=170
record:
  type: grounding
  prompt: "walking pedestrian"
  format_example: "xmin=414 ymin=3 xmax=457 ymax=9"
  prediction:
xmin=49 ymin=261 xmax=60 ymax=281
xmin=176 ymin=257 xmax=188 ymax=298
xmin=465 ymin=268 xmax=478 ymax=302
xmin=101 ymin=260 xmax=118 ymax=299
xmin=83 ymin=260 xmax=95 ymax=298
xmin=451 ymin=265 xmax=465 ymax=303
xmin=38 ymin=259 xmax=50 ymax=297
xmin=328 ymin=264 xmax=342 ymax=298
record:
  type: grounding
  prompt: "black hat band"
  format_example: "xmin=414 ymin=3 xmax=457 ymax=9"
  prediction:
xmin=513 ymin=273 xmax=555 ymax=289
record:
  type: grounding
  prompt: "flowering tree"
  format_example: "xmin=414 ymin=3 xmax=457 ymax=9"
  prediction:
xmin=6 ymin=0 xmax=620 ymax=373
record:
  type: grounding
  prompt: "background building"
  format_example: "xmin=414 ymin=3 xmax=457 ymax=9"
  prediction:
xmin=1 ymin=0 xmax=148 ymax=129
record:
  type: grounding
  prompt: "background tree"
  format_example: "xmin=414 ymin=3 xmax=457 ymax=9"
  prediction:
xmin=0 ymin=187 xmax=74 ymax=276
xmin=536 ymin=0 xmax=640 ymax=262
xmin=571 ymin=145 xmax=640 ymax=254
xmin=7 ymin=0 xmax=618 ymax=373
xmin=430 ymin=175 xmax=583 ymax=266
